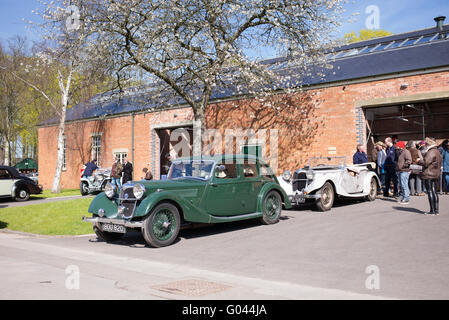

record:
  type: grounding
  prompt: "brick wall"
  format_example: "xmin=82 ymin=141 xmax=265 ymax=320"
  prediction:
xmin=38 ymin=71 xmax=449 ymax=189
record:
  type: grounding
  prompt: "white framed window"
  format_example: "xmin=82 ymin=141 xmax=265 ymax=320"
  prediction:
xmin=92 ymin=134 xmax=102 ymax=166
xmin=113 ymin=152 xmax=128 ymax=164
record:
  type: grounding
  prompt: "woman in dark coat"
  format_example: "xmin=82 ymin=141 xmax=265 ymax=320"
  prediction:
xmin=419 ymin=138 xmax=443 ymax=215
xmin=122 ymin=157 xmax=134 ymax=184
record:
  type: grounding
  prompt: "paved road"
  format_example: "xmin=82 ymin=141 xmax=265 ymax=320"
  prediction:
xmin=0 ymin=195 xmax=92 ymax=208
xmin=0 ymin=195 xmax=448 ymax=299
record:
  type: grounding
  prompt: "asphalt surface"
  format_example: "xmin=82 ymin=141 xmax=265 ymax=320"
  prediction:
xmin=0 ymin=194 xmax=448 ymax=300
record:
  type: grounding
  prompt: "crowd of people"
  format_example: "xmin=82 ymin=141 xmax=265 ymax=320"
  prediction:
xmin=353 ymin=137 xmax=448 ymax=215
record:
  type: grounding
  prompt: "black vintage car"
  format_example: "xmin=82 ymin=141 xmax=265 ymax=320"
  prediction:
xmin=0 ymin=166 xmax=43 ymax=201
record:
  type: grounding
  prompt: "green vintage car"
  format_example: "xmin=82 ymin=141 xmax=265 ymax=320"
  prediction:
xmin=83 ymin=154 xmax=291 ymax=247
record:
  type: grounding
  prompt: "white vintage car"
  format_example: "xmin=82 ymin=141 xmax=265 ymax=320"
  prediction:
xmin=278 ymin=157 xmax=380 ymax=211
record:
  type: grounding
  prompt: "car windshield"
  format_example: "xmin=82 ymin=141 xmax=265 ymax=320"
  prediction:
xmin=308 ymin=157 xmax=346 ymax=169
xmin=168 ymin=160 xmax=215 ymax=180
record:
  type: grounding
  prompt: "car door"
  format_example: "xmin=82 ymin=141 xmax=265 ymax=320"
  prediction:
xmin=0 ymin=169 xmax=15 ymax=197
xmin=204 ymin=161 xmax=242 ymax=216
xmin=342 ymin=168 xmax=363 ymax=194
xmin=237 ymin=160 xmax=263 ymax=214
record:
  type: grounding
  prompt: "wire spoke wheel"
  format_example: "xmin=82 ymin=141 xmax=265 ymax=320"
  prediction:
xmin=151 ymin=209 xmax=176 ymax=241
xmin=143 ymin=202 xmax=181 ymax=247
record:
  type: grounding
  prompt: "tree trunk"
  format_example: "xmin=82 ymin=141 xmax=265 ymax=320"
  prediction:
xmin=51 ymin=107 xmax=67 ymax=193
xmin=192 ymin=107 xmax=204 ymax=157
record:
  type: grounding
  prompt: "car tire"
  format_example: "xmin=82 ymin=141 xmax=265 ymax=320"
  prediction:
xmin=261 ymin=190 xmax=282 ymax=225
xmin=15 ymin=187 xmax=30 ymax=202
xmin=80 ymin=182 xmax=89 ymax=196
xmin=316 ymin=182 xmax=334 ymax=212
xmin=142 ymin=202 xmax=181 ymax=248
xmin=93 ymin=223 xmax=124 ymax=242
xmin=366 ymin=178 xmax=377 ymax=202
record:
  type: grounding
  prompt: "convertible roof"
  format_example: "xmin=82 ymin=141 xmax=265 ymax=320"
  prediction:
xmin=39 ymin=23 xmax=449 ymax=126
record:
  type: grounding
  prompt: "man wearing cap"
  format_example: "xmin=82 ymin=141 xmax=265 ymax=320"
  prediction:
xmin=383 ymin=137 xmax=399 ymax=198
xmin=396 ymin=141 xmax=412 ymax=204
xmin=419 ymin=138 xmax=443 ymax=215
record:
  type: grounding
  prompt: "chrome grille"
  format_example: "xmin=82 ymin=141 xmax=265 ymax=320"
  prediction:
xmin=119 ymin=186 xmax=137 ymax=218
xmin=293 ymin=171 xmax=307 ymax=191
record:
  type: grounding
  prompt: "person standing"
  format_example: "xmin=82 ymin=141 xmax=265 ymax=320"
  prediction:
xmin=383 ymin=137 xmax=399 ymax=198
xmin=142 ymin=167 xmax=153 ymax=180
xmin=396 ymin=141 xmax=412 ymax=204
xmin=111 ymin=156 xmax=123 ymax=189
xmin=440 ymin=139 xmax=449 ymax=194
xmin=83 ymin=159 xmax=98 ymax=179
xmin=375 ymin=142 xmax=387 ymax=190
xmin=407 ymin=141 xmax=424 ymax=196
xmin=419 ymin=138 xmax=443 ymax=215
xmin=122 ymin=157 xmax=133 ymax=184
xmin=353 ymin=144 xmax=368 ymax=164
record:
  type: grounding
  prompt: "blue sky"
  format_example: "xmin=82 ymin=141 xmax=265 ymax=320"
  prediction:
xmin=0 ymin=0 xmax=448 ymax=50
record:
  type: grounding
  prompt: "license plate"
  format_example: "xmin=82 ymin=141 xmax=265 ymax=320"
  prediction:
xmin=101 ymin=223 xmax=126 ymax=233
xmin=295 ymin=193 xmax=306 ymax=203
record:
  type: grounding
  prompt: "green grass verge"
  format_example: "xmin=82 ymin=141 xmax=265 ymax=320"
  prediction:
xmin=31 ymin=189 xmax=80 ymax=199
xmin=0 ymin=198 xmax=94 ymax=235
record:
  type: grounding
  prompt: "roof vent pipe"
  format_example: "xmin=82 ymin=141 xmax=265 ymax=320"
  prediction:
xmin=434 ymin=16 xmax=446 ymax=39
xmin=434 ymin=16 xmax=446 ymax=31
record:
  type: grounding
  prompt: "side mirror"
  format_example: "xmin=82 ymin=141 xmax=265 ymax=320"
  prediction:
xmin=216 ymin=165 xmax=226 ymax=172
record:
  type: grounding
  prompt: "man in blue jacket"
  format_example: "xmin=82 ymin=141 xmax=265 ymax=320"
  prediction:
xmin=83 ymin=159 xmax=98 ymax=178
xmin=383 ymin=137 xmax=399 ymax=197
xmin=353 ymin=144 xmax=368 ymax=164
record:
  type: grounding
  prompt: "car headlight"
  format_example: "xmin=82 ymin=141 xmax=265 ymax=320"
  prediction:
xmin=133 ymin=183 xmax=146 ymax=200
xmin=306 ymin=171 xmax=314 ymax=180
xmin=104 ymin=182 xmax=116 ymax=199
xmin=282 ymin=170 xmax=292 ymax=181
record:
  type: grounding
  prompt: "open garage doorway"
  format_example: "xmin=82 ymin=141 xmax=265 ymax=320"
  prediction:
xmin=363 ymin=99 xmax=449 ymax=193
xmin=364 ymin=99 xmax=449 ymax=158
xmin=157 ymin=126 xmax=193 ymax=178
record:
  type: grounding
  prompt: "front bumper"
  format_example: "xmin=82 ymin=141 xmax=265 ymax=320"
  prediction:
xmin=82 ymin=216 xmax=143 ymax=228
xmin=288 ymin=190 xmax=321 ymax=205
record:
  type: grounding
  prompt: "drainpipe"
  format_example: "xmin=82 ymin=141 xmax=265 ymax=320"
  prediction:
xmin=131 ymin=112 xmax=135 ymax=180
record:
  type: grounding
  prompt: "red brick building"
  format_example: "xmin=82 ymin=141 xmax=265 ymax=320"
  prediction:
xmin=38 ymin=22 xmax=449 ymax=189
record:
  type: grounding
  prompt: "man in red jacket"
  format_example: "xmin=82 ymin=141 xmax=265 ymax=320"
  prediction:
xmin=396 ymin=141 xmax=412 ymax=205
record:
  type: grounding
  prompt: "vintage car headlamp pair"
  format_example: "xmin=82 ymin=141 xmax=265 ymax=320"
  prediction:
xmin=133 ymin=183 xmax=146 ymax=200
xmin=104 ymin=182 xmax=116 ymax=199
xmin=282 ymin=170 xmax=292 ymax=181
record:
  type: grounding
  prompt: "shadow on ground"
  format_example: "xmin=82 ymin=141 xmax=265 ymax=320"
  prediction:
xmin=89 ymin=216 xmax=293 ymax=248
xmin=392 ymin=206 xmax=425 ymax=215
xmin=0 ymin=221 xmax=8 ymax=229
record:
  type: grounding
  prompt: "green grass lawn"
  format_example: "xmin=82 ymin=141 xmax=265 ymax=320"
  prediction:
xmin=31 ymin=189 xmax=80 ymax=199
xmin=0 ymin=198 xmax=94 ymax=235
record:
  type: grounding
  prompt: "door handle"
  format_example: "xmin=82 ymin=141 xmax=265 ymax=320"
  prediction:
xmin=211 ymin=183 xmax=218 ymax=187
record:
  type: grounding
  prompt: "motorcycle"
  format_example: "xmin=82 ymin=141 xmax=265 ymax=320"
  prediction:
xmin=80 ymin=168 xmax=112 ymax=196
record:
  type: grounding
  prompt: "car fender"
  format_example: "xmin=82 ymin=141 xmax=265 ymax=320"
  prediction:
xmin=256 ymin=182 xmax=292 ymax=212
xmin=362 ymin=171 xmax=381 ymax=194
xmin=11 ymin=179 xmax=39 ymax=197
xmin=134 ymin=190 xmax=212 ymax=223
xmin=88 ymin=192 xmax=119 ymax=217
